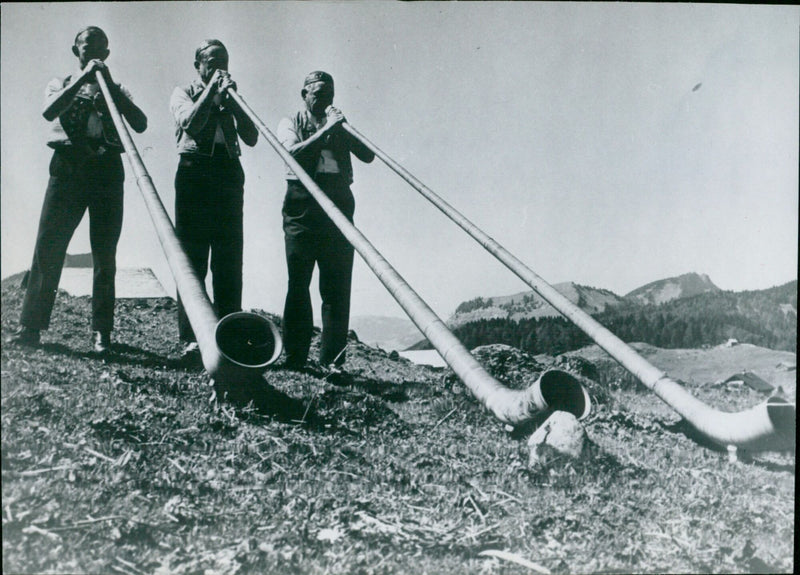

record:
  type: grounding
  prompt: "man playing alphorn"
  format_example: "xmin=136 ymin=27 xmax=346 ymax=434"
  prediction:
xmin=277 ymin=71 xmax=374 ymax=374
xmin=169 ymin=39 xmax=258 ymax=358
xmin=9 ymin=26 xmax=147 ymax=354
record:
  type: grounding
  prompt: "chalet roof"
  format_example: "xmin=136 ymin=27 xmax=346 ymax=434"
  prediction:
xmin=722 ymin=371 xmax=774 ymax=393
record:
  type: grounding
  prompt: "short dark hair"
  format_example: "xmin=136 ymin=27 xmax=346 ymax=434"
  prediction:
xmin=74 ymin=26 xmax=108 ymax=46
xmin=303 ymin=71 xmax=334 ymax=89
xmin=195 ymin=39 xmax=227 ymax=62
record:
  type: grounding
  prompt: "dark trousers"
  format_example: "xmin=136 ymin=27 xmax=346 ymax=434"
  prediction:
xmin=282 ymin=177 xmax=355 ymax=367
xmin=20 ymin=149 xmax=124 ymax=333
xmin=174 ymin=153 xmax=244 ymax=342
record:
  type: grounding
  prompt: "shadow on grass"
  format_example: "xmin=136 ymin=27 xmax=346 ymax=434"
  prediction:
xmin=658 ymin=419 xmax=725 ymax=452
xmin=742 ymin=456 xmax=796 ymax=474
xmin=287 ymin=364 xmax=417 ymax=402
xmin=220 ymin=379 xmax=308 ymax=422
xmin=218 ymin=370 xmax=414 ymax=438
xmin=32 ymin=340 xmax=406 ymax=437
xmin=342 ymin=375 xmax=411 ymax=402
xmin=663 ymin=420 xmax=796 ymax=472
xmin=508 ymin=409 xmax=558 ymax=439
xmin=216 ymin=377 xmax=361 ymax=436
xmin=38 ymin=341 xmax=194 ymax=372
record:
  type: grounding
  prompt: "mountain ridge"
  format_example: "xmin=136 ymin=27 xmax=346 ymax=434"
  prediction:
xmin=407 ymin=275 xmax=796 ymax=353
xmin=449 ymin=281 xmax=626 ymax=327
xmin=625 ymin=272 xmax=720 ymax=306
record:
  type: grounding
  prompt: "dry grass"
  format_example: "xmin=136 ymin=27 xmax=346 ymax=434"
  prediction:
xmin=1 ymin=274 xmax=794 ymax=574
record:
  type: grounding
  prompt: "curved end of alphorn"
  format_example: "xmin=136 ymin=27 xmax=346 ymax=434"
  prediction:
xmin=652 ymin=375 xmax=796 ymax=452
xmin=532 ymin=369 xmax=592 ymax=421
xmin=200 ymin=311 xmax=283 ymax=391
xmin=756 ymin=395 xmax=796 ymax=452
xmin=695 ymin=396 xmax=796 ymax=453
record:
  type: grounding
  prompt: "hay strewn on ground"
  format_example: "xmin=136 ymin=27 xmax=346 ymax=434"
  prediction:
xmin=1 ymin=274 xmax=794 ymax=574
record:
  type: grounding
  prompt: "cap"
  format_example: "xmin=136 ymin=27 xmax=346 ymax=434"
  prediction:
xmin=303 ymin=71 xmax=334 ymax=88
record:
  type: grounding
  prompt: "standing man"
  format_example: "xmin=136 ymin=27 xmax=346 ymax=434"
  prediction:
xmin=8 ymin=26 xmax=148 ymax=353
xmin=277 ymin=71 xmax=374 ymax=373
xmin=169 ymin=40 xmax=258 ymax=356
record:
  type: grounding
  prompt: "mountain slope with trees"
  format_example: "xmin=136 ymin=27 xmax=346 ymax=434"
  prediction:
xmin=449 ymin=282 xmax=625 ymax=327
xmin=412 ymin=280 xmax=796 ymax=355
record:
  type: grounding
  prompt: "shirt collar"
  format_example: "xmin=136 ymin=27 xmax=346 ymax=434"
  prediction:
xmin=304 ymin=109 xmax=327 ymax=128
xmin=71 ymin=68 xmax=86 ymax=84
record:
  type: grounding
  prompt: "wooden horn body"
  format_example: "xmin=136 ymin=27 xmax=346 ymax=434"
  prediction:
xmin=227 ymin=89 xmax=590 ymax=425
xmin=340 ymin=121 xmax=795 ymax=452
xmin=96 ymin=73 xmax=282 ymax=388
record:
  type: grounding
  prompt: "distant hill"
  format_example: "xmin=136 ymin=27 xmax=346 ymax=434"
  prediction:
xmin=410 ymin=276 xmax=797 ymax=354
xmin=349 ymin=315 xmax=422 ymax=352
xmin=448 ymin=282 xmax=625 ymax=327
xmin=600 ymin=280 xmax=797 ymax=351
xmin=625 ymin=272 xmax=720 ymax=305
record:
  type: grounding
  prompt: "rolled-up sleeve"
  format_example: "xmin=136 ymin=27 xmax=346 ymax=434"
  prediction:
xmin=277 ymin=117 xmax=300 ymax=149
xmin=277 ymin=117 xmax=303 ymax=178
xmin=170 ymin=86 xmax=196 ymax=133
xmin=43 ymin=77 xmax=67 ymax=110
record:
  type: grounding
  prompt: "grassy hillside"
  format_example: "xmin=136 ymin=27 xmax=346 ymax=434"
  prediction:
xmin=1 ymin=275 xmax=795 ymax=574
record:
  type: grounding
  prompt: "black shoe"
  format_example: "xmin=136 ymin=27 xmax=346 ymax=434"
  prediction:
xmin=7 ymin=325 xmax=40 ymax=346
xmin=93 ymin=331 xmax=111 ymax=354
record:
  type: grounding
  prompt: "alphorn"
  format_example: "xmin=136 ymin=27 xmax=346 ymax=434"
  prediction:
xmin=226 ymin=89 xmax=590 ymax=425
xmin=340 ymin=121 xmax=796 ymax=453
xmin=95 ymin=72 xmax=282 ymax=386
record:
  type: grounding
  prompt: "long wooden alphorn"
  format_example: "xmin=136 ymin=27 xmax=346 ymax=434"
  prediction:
xmin=340 ymin=121 xmax=795 ymax=452
xmin=227 ymin=89 xmax=590 ymax=426
xmin=96 ymin=72 xmax=282 ymax=387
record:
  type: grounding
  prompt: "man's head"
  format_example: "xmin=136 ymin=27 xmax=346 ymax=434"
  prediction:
xmin=194 ymin=39 xmax=229 ymax=84
xmin=302 ymin=71 xmax=334 ymax=117
xmin=72 ymin=26 xmax=109 ymax=68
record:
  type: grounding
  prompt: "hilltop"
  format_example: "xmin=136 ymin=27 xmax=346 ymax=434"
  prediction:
xmin=1 ymin=273 xmax=795 ymax=574
xmin=410 ymin=276 xmax=796 ymax=354
xmin=625 ymin=272 xmax=721 ymax=306
xmin=448 ymin=282 xmax=625 ymax=328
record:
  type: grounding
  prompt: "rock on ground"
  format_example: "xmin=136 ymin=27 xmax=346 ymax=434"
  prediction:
xmin=527 ymin=410 xmax=587 ymax=467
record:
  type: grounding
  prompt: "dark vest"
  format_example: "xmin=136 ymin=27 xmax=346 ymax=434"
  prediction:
xmin=58 ymin=75 xmax=122 ymax=153
xmin=290 ymin=111 xmax=354 ymax=184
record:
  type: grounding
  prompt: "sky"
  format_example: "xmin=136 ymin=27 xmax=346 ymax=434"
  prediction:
xmin=2 ymin=2 xmax=798 ymax=323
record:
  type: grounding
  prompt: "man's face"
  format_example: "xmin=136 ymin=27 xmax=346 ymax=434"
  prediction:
xmin=73 ymin=30 xmax=109 ymax=68
xmin=303 ymin=82 xmax=334 ymax=116
xmin=195 ymin=45 xmax=229 ymax=84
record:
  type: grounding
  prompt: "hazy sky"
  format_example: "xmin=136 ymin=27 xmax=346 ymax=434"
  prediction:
xmin=2 ymin=2 xmax=798 ymax=322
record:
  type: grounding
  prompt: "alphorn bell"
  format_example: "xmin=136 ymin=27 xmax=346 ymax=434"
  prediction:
xmin=95 ymin=72 xmax=282 ymax=387
xmin=340 ymin=121 xmax=796 ymax=453
xmin=226 ymin=89 xmax=590 ymax=425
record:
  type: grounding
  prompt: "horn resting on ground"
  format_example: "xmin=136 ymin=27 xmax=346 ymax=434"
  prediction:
xmin=227 ymin=88 xmax=591 ymax=424
xmin=96 ymin=72 xmax=282 ymax=389
xmin=339 ymin=121 xmax=795 ymax=453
